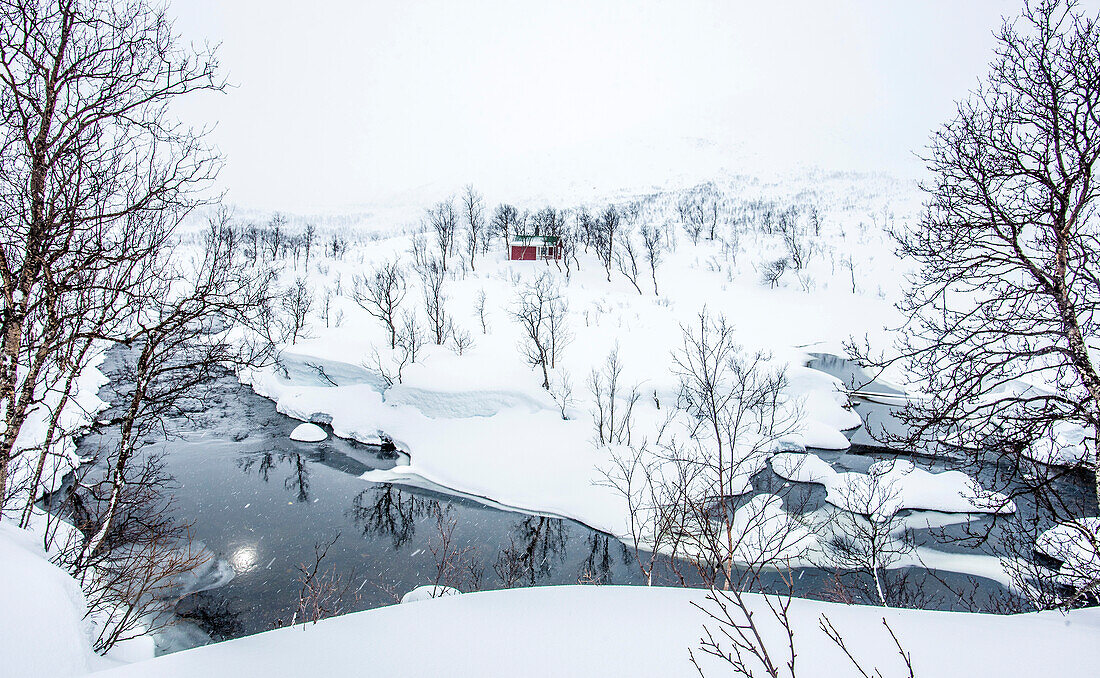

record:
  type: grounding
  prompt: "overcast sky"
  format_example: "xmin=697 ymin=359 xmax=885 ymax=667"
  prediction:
xmin=170 ymin=0 xmax=1037 ymax=212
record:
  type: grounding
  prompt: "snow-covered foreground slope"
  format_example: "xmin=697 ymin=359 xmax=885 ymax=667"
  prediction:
xmin=89 ymin=585 xmax=1100 ymax=678
xmin=0 ymin=520 xmax=105 ymax=677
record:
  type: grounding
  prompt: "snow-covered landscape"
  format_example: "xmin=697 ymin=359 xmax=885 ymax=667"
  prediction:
xmin=2 ymin=0 xmax=1100 ymax=676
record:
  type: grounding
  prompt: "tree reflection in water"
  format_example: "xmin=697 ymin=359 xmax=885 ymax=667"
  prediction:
xmin=580 ymin=532 xmax=615 ymax=584
xmin=174 ymin=592 xmax=244 ymax=642
xmin=283 ymin=454 xmax=310 ymax=503
xmin=348 ymin=484 xmax=442 ymax=550
xmin=236 ymin=450 xmax=276 ymax=482
xmin=348 ymin=485 xmax=608 ymax=590
xmin=236 ymin=451 xmax=311 ymax=502
xmin=494 ymin=516 xmax=569 ymax=586
xmin=230 ymin=457 xmax=631 ymax=596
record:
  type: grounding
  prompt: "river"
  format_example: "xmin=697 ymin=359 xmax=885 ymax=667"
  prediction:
xmin=67 ymin=351 xmax=1087 ymax=655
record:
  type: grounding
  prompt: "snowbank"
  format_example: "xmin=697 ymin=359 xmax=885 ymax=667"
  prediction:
xmin=4 ymin=348 xmax=110 ymax=510
xmin=401 ymin=584 xmax=461 ymax=603
xmin=1025 ymin=421 xmax=1096 ymax=467
xmin=245 ymin=358 xmax=625 ymax=532
xmin=289 ymin=422 xmax=327 ymax=442
xmin=771 ymin=453 xmax=1015 ymax=519
xmin=0 ymin=521 xmax=103 ymax=677
xmin=87 ymin=585 xmax=1100 ymax=678
xmin=1036 ymin=518 xmax=1100 ymax=588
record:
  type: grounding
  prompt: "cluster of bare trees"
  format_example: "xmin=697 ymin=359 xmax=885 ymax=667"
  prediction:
xmin=777 ymin=207 xmax=817 ymax=271
xmin=240 ymin=214 xmax=345 ymax=269
xmin=435 ymin=174 xmax=838 ymax=305
xmin=679 ymin=193 xmax=720 ymax=244
xmin=600 ymin=312 xmax=803 ymax=589
xmin=419 ymin=187 xmax=491 ymax=276
xmin=350 ymin=255 xmax=441 ymax=386
xmin=0 ymin=0 xmax=284 ymax=653
xmin=354 ymin=260 xmax=419 ymax=386
xmin=572 ymin=204 xmax=668 ymax=292
xmin=589 ymin=310 xmax=924 ymax=675
xmin=672 ymin=184 xmax=835 ymax=293
xmin=411 ymin=192 xmax=676 ymax=297
xmin=750 ymin=207 xmax=820 ymax=289
xmin=589 ymin=350 xmax=640 ymax=446
xmin=589 ymin=311 xmax=932 ymax=676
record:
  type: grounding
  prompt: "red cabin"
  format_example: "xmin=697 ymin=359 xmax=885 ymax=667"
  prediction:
xmin=509 ymin=234 xmax=561 ymax=261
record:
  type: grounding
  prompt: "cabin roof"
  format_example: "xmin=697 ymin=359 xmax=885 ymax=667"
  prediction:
xmin=510 ymin=234 xmax=560 ymax=245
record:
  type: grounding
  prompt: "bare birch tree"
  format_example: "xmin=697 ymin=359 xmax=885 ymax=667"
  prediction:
xmin=615 ymin=231 xmax=645 ymax=295
xmin=595 ymin=206 xmax=619 ymax=282
xmin=282 ymin=277 xmax=313 ymax=344
xmin=462 ymin=185 xmax=485 ymax=271
xmin=419 ymin=258 xmax=451 ymax=345
xmin=428 ymin=200 xmax=458 ymax=272
xmin=640 ymin=223 xmax=664 ymax=295
xmin=353 ymin=260 xmax=407 ymax=349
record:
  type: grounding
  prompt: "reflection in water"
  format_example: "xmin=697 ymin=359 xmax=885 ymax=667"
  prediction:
xmin=284 ymin=454 xmax=310 ymax=503
xmin=349 ymin=485 xmax=442 ymax=549
xmin=515 ymin=516 xmax=567 ymax=584
xmin=236 ymin=451 xmax=277 ymax=483
xmin=229 ymin=545 xmax=259 ymax=573
xmin=236 ymin=451 xmax=312 ymax=502
xmin=347 ymin=484 xmax=615 ymax=590
xmin=494 ymin=516 xmax=569 ymax=587
xmin=580 ymin=532 xmax=617 ymax=584
xmin=174 ymin=593 xmax=244 ymax=643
